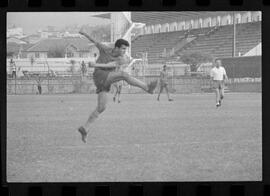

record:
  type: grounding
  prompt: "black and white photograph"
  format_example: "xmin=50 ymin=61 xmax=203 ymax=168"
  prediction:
xmin=6 ymin=11 xmax=261 ymax=182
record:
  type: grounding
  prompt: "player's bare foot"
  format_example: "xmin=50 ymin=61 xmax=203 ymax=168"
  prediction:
xmin=147 ymin=80 xmax=158 ymax=94
xmin=78 ymin=126 xmax=87 ymax=143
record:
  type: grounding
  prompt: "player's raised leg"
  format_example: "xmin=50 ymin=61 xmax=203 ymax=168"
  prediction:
xmin=78 ymin=92 xmax=107 ymax=143
xmin=106 ymin=71 xmax=157 ymax=94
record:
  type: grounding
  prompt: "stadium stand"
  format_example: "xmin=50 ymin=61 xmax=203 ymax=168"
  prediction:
xmin=131 ymin=21 xmax=261 ymax=63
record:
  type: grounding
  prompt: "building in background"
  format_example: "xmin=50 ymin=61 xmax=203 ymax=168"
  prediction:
xmin=7 ymin=27 xmax=24 ymax=38
xmin=22 ymin=37 xmax=98 ymax=59
xmin=7 ymin=37 xmax=27 ymax=45
xmin=21 ymin=34 xmax=42 ymax=44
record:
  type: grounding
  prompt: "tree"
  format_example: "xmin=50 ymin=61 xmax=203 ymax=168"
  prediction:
xmin=180 ymin=52 xmax=213 ymax=75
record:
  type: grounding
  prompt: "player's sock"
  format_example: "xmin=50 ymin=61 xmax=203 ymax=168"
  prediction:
xmin=219 ymin=99 xmax=222 ymax=104
xmin=113 ymin=97 xmax=116 ymax=102
xmin=78 ymin=126 xmax=87 ymax=143
xmin=169 ymin=98 xmax=173 ymax=101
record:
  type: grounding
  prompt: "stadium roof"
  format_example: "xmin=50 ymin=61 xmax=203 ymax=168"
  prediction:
xmin=93 ymin=11 xmax=237 ymax=25
xmin=92 ymin=13 xmax=110 ymax=19
xmin=132 ymin=12 xmax=235 ymax=25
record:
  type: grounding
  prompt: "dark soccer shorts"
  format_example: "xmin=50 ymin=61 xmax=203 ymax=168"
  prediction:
xmin=160 ymin=81 xmax=168 ymax=88
xmin=93 ymin=69 xmax=113 ymax=94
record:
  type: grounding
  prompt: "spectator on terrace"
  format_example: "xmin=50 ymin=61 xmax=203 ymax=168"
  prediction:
xmin=81 ymin=61 xmax=87 ymax=76
xmin=10 ymin=59 xmax=16 ymax=78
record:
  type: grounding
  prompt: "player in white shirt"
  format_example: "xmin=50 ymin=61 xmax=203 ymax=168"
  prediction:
xmin=210 ymin=59 xmax=228 ymax=107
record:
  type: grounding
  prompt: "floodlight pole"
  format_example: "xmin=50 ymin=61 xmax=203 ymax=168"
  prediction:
xmin=232 ymin=12 xmax=236 ymax=57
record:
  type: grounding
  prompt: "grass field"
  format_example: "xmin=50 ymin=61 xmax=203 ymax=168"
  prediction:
xmin=7 ymin=92 xmax=262 ymax=182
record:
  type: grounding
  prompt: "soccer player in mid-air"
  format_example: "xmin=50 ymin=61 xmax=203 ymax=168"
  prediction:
xmin=157 ymin=65 xmax=173 ymax=101
xmin=210 ymin=59 xmax=228 ymax=108
xmin=77 ymin=28 xmax=158 ymax=143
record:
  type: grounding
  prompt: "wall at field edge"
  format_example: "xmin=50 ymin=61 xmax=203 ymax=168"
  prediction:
xmin=7 ymin=76 xmax=261 ymax=94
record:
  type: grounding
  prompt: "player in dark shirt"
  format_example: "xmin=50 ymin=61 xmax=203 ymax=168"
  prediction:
xmin=157 ymin=65 xmax=173 ymax=101
xmin=78 ymin=28 xmax=158 ymax=143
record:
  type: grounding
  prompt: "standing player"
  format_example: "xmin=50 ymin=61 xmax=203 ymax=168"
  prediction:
xmin=81 ymin=61 xmax=87 ymax=76
xmin=112 ymin=59 xmax=125 ymax=103
xmin=10 ymin=59 xmax=16 ymax=79
xmin=78 ymin=29 xmax=158 ymax=143
xmin=210 ymin=59 xmax=228 ymax=107
xmin=157 ymin=65 xmax=173 ymax=101
xmin=112 ymin=82 xmax=122 ymax=103
xmin=35 ymin=75 xmax=43 ymax=95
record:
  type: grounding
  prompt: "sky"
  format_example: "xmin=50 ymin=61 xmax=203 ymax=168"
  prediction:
xmin=7 ymin=12 xmax=111 ymax=35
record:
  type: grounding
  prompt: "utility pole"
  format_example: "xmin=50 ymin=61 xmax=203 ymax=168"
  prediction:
xmin=232 ymin=12 xmax=236 ymax=57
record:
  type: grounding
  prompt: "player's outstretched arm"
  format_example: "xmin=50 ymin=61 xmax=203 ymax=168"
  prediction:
xmin=89 ymin=61 xmax=117 ymax=68
xmin=223 ymin=68 xmax=229 ymax=82
xmin=79 ymin=27 xmax=98 ymax=44
xmin=224 ymin=73 xmax=228 ymax=81
xmin=209 ymin=73 xmax=214 ymax=88
xmin=124 ymin=58 xmax=142 ymax=68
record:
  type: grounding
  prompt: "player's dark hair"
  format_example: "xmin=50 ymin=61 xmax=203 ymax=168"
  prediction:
xmin=115 ymin=39 xmax=130 ymax=48
xmin=215 ymin=58 xmax=221 ymax=62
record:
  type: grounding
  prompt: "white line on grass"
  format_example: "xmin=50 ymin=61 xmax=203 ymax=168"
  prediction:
xmin=60 ymin=139 xmax=261 ymax=150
